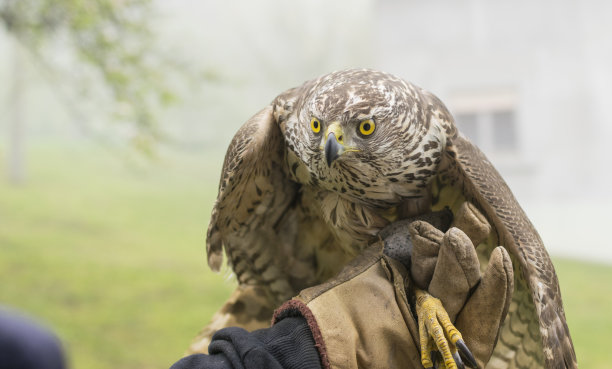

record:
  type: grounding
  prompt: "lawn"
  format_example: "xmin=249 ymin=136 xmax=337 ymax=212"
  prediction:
xmin=0 ymin=142 xmax=234 ymax=369
xmin=0 ymin=142 xmax=609 ymax=368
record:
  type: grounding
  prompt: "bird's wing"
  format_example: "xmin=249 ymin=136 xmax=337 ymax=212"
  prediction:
xmin=206 ymin=102 xmax=300 ymax=302
xmin=437 ymin=134 xmax=577 ymax=369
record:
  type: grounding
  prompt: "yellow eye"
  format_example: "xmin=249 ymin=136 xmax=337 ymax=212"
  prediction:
xmin=359 ymin=119 xmax=375 ymax=136
xmin=310 ymin=117 xmax=321 ymax=133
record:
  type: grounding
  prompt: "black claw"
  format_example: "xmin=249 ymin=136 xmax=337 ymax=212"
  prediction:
xmin=431 ymin=351 xmax=441 ymax=369
xmin=456 ymin=339 xmax=478 ymax=368
xmin=453 ymin=351 xmax=465 ymax=369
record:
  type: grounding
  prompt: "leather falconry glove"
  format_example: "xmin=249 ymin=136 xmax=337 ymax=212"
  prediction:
xmin=272 ymin=203 xmax=513 ymax=369
xmin=409 ymin=203 xmax=513 ymax=369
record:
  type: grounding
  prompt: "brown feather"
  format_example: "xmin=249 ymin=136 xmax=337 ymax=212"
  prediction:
xmin=441 ymin=135 xmax=577 ymax=369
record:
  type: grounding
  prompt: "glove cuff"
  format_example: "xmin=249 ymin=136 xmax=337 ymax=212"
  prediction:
xmin=273 ymin=299 xmax=331 ymax=369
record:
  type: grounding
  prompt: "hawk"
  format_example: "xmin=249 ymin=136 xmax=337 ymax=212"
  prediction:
xmin=191 ymin=69 xmax=577 ymax=369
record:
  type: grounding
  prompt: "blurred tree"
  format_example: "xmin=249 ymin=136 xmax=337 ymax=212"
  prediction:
xmin=7 ymin=37 xmax=25 ymax=184
xmin=0 ymin=0 xmax=180 ymax=183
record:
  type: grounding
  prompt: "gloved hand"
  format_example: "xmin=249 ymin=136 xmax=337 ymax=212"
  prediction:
xmin=272 ymin=203 xmax=513 ymax=369
xmin=409 ymin=203 xmax=513 ymax=369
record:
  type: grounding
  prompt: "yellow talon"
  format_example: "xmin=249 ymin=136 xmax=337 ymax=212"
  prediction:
xmin=415 ymin=289 xmax=465 ymax=369
xmin=419 ymin=310 xmax=433 ymax=367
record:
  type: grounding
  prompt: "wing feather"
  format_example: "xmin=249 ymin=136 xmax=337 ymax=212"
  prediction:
xmin=206 ymin=104 xmax=299 ymax=301
xmin=448 ymin=135 xmax=577 ymax=369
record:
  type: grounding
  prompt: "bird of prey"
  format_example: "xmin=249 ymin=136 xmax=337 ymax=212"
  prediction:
xmin=191 ymin=69 xmax=577 ymax=369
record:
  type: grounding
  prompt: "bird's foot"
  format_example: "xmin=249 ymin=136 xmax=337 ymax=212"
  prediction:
xmin=415 ymin=289 xmax=478 ymax=369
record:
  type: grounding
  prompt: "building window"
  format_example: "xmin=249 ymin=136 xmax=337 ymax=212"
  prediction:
xmin=491 ymin=110 xmax=517 ymax=150
xmin=451 ymin=92 xmax=518 ymax=153
xmin=455 ymin=113 xmax=479 ymax=144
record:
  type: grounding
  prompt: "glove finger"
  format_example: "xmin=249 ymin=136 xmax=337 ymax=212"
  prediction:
xmin=451 ymin=202 xmax=491 ymax=247
xmin=409 ymin=220 xmax=444 ymax=290
xmin=428 ymin=227 xmax=481 ymax=321
xmin=454 ymin=246 xmax=514 ymax=368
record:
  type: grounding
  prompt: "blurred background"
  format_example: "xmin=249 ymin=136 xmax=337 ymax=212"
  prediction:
xmin=1 ymin=0 xmax=611 ymax=368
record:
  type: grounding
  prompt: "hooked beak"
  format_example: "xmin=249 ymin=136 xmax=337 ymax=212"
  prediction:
xmin=325 ymin=133 xmax=343 ymax=166
xmin=324 ymin=122 xmax=345 ymax=167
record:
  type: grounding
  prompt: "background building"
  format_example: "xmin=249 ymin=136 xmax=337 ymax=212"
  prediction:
xmin=373 ymin=0 xmax=612 ymax=261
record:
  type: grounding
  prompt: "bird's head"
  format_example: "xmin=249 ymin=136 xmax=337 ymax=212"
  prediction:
xmin=283 ymin=69 xmax=456 ymax=204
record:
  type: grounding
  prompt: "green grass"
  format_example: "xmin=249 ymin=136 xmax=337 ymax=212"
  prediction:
xmin=554 ymin=258 xmax=612 ymax=369
xmin=0 ymin=142 xmax=610 ymax=368
xmin=0 ymin=142 xmax=235 ymax=369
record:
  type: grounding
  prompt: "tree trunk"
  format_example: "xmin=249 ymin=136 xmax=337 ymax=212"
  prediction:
xmin=8 ymin=38 xmax=25 ymax=185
